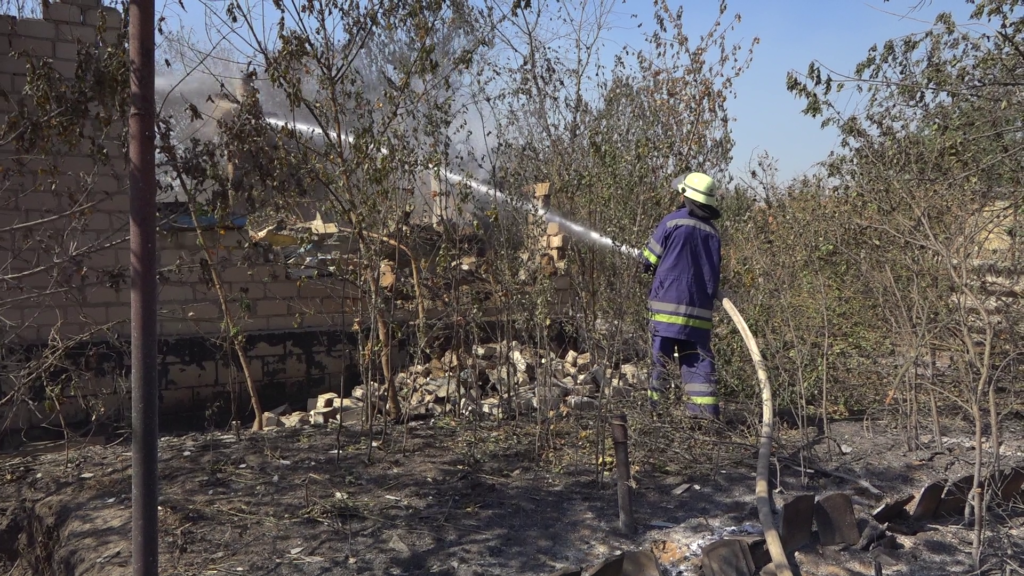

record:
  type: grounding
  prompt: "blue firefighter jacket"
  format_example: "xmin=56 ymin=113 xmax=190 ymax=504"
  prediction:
xmin=639 ymin=205 xmax=721 ymax=344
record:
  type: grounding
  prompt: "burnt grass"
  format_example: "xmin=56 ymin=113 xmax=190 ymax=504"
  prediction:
xmin=1 ymin=400 xmax=1023 ymax=576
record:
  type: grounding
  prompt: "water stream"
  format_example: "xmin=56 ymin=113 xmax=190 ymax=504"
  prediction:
xmin=263 ymin=117 xmax=640 ymax=258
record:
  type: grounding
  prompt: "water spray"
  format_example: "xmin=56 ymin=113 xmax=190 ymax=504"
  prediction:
xmin=263 ymin=117 xmax=640 ymax=258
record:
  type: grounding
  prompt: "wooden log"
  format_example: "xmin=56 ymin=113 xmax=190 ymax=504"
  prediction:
xmin=610 ymin=413 xmax=636 ymax=535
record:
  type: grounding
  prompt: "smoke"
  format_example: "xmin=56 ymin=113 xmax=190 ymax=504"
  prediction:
xmin=150 ymin=9 xmax=634 ymax=256
xmin=154 ymin=67 xmax=634 ymax=256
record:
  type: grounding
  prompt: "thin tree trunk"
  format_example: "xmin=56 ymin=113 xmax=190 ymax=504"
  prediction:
xmin=819 ymin=274 xmax=831 ymax=446
xmin=970 ymin=329 xmax=993 ymax=570
xmin=988 ymin=375 xmax=1000 ymax=473
xmin=185 ymin=203 xmax=263 ymax=431
xmin=928 ymin=348 xmax=943 ymax=453
xmin=971 ymin=400 xmax=984 ymax=568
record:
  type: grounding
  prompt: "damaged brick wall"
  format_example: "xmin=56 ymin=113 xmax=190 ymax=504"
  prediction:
xmin=0 ymin=0 xmax=578 ymax=431
xmin=0 ymin=0 xmax=374 ymax=429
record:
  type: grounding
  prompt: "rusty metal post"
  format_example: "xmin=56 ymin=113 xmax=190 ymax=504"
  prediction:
xmin=129 ymin=0 xmax=158 ymax=571
xmin=610 ymin=414 xmax=636 ymax=534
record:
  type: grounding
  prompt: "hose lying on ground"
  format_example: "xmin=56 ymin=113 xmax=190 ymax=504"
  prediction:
xmin=720 ymin=298 xmax=795 ymax=576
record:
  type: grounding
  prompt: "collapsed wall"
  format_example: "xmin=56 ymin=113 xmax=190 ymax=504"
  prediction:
xmin=0 ymin=0 xmax=578 ymax=431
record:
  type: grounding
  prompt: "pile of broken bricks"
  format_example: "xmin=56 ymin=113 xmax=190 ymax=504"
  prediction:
xmin=259 ymin=343 xmax=646 ymax=430
xmin=398 ymin=345 xmax=641 ymax=419
xmin=699 ymin=466 xmax=1024 ymax=576
xmin=260 ymin=391 xmax=371 ymax=429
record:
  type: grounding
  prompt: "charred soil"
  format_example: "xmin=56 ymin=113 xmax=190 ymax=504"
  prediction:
xmin=1 ymin=404 xmax=1023 ymax=576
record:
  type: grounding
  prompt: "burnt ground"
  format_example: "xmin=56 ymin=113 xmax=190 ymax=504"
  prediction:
xmin=1 ymin=400 xmax=1023 ymax=576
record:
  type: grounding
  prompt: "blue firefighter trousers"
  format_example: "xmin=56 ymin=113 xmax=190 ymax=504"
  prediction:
xmin=649 ymin=335 xmax=720 ymax=419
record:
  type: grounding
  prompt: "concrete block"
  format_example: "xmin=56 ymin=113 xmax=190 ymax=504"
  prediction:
xmin=230 ymin=282 xmax=264 ymax=299
xmin=256 ymin=299 xmax=289 ymax=317
xmin=299 ymin=314 xmax=330 ymax=328
xmin=991 ymin=468 xmax=1024 ymax=503
xmin=310 ymin=406 xmax=338 ymax=425
xmin=267 ymin=315 xmax=299 ymax=330
xmin=98 ymin=192 xmax=129 ymax=212
xmin=320 ymin=298 xmax=347 ymax=313
xmin=620 ymin=551 xmax=660 ymax=576
xmin=0 ymin=57 xmax=28 ymax=75
xmin=92 ymin=175 xmax=121 ymax=193
xmin=10 ymin=36 xmax=54 ymax=57
xmin=87 ymin=248 xmax=117 ymax=268
xmin=266 ymin=280 xmax=299 ymax=298
xmin=339 ymin=406 xmax=361 ymax=424
xmin=700 ymin=539 xmax=754 ymax=576
xmin=242 ymin=317 xmax=269 ymax=332
xmin=106 ymin=305 xmax=129 ymax=323
xmin=316 ymin=392 xmax=339 ymax=409
xmin=84 ymin=212 xmax=110 ymax=230
xmin=177 ymin=302 xmax=219 ymax=321
xmin=158 ymin=285 xmax=194 ymax=302
xmin=779 ymin=493 xmax=815 ymax=552
xmin=298 ymin=281 xmax=332 ymax=298
xmin=84 ymin=7 xmax=122 ymax=28
xmin=44 ymin=3 xmax=83 ymax=23
xmin=218 ymin=266 xmax=251 ymax=283
xmin=56 ymin=23 xmax=96 ymax=43
xmin=280 ymin=412 xmax=310 ymax=427
xmin=51 ymin=59 xmax=76 ymax=78
xmin=935 ymin=475 xmax=974 ymax=517
xmin=871 ymin=494 xmax=914 ymax=524
xmin=87 ymin=286 xmax=120 ymax=303
xmin=16 ymin=19 xmax=58 ymax=39
xmin=813 ymin=492 xmax=860 ymax=546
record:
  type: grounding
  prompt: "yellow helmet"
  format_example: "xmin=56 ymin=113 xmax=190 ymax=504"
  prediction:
xmin=677 ymin=172 xmax=717 ymax=207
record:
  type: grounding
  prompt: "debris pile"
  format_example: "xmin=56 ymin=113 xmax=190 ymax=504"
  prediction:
xmin=396 ymin=342 xmax=644 ymax=419
xmin=258 ymin=342 xmax=648 ymax=429
xmin=260 ymin=392 xmax=369 ymax=429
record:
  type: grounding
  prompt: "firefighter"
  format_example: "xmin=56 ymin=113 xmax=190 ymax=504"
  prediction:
xmin=639 ymin=172 xmax=722 ymax=419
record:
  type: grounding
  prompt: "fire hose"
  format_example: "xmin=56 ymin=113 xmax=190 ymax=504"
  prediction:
xmin=720 ymin=297 xmax=794 ymax=576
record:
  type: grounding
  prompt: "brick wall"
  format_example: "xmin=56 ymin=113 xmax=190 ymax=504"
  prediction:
xmin=0 ymin=0 xmax=579 ymax=430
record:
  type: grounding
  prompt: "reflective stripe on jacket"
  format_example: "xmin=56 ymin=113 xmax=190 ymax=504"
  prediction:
xmin=639 ymin=206 xmax=721 ymax=342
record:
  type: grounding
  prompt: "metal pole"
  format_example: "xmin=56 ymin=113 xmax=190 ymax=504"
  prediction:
xmin=609 ymin=413 xmax=635 ymax=535
xmin=129 ymin=0 xmax=158 ymax=570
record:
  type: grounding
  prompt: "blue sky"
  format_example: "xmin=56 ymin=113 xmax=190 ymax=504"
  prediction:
xmin=599 ymin=0 xmax=979 ymax=181
xmin=161 ymin=0 xmax=979 ymax=183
